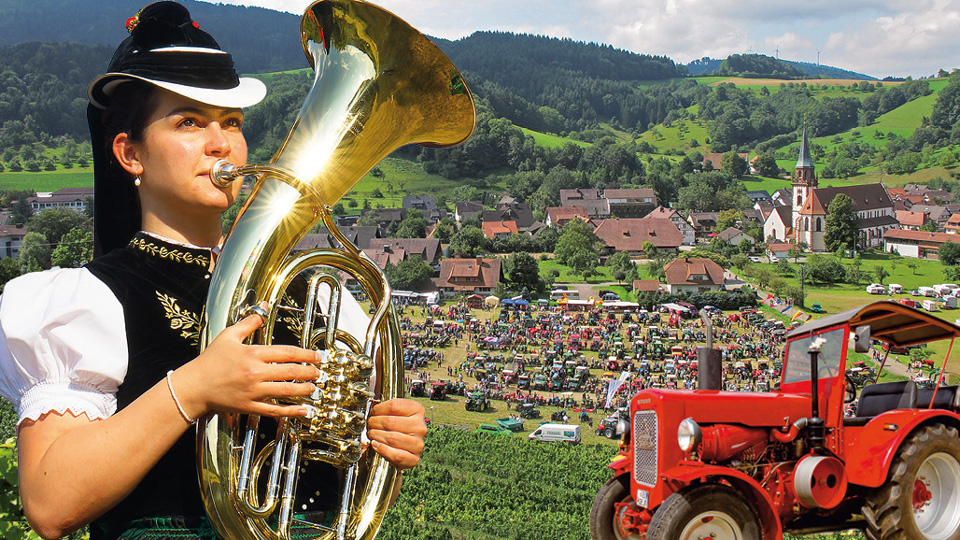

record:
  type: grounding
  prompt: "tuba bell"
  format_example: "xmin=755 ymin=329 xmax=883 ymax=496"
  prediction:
xmin=196 ymin=2 xmax=475 ymax=540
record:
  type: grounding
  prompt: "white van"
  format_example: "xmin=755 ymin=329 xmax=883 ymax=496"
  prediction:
xmin=887 ymin=283 xmax=903 ymax=294
xmin=528 ymin=423 xmax=581 ymax=444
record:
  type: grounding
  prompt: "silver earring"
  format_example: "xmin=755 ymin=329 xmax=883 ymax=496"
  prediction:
xmin=134 ymin=176 xmax=141 ymax=187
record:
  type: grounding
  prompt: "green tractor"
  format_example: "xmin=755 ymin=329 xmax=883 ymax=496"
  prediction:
xmin=465 ymin=391 xmax=490 ymax=412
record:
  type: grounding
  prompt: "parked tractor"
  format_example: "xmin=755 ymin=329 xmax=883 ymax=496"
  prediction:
xmin=429 ymin=381 xmax=447 ymax=401
xmin=516 ymin=402 xmax=541 ymax=419
xmin=589 ymin=301 xmax=960 ymax=540
xmin=465 ymin=391 xmax=490 ymax=412
xmin=409 ymin=380 xmax=426 ymax=398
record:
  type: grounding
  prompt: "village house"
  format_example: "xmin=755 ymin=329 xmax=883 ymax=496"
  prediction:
xmin=361 ymin=238 xmax=442 ymax=269
xmin=559 ymin=188 xmax=611 ymax=218
xmin=27 ymin=187 xmax=94 ymax=213
xmin=946 ymin=213 xmax=960 ymax=234
xmin=0 ymin=225 xmax=26 ymax=259
xmin=603 ymin=188 xmax=658 ymax=218
xmin=701 ymin=152 xmax=749 ymax=172
xmin=647 ymin=206 xmax=696 ymax=245
xmin=687 ymin=212 xmax=721 ymax=242
xmin=663 ymin=257 xmax=725 ymax=293
xmin=884 ymin=229 xmax=960 ymax=259
xmin=593 ymin=217 xmax=684 ymax=256
xmin=402 ymin=194 xmax=444 ymax=222
xmin=545 ymin=206 xmax=590 ymax=228
xmin=909 ymin=204 xmax=951 ymax=231
xmin=632 ymin=279 xmax=663 ymax=294
xmin=482 ymin=200 xmax=538 ymax=234
xmin=454 ymin=201 xmax=483 ymax=224
xmin=437 ymin=257 xmax=502 ymax=296
xmin=482 ymin=220 xmax=519 ymax=239
xmin=294 ymin=226 xmax=380 ymax=253
xmin=717 ymin=227 xmax=755 ymax=247
xmin=895 ymin=210 xmax=928 ymax=231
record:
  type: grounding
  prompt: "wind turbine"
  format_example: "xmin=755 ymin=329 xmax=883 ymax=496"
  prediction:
xmin=776 ymin=43 xmax=781 ymax=60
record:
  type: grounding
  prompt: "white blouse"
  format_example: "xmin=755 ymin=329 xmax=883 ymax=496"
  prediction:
xmin=0 ymin=260 xmax=374 ymax=426
xmin=0 ymin=267 xmax=127 ymax=425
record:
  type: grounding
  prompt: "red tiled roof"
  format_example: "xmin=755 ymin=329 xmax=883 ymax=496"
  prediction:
xmin=438 ymin=258 xmax=502 ymax=291
xmin=664 ymin=257 xmax=725 ymax=286
xmin=482 ymin=220 xmax=518 ymax=238
xmin=633 ymin=279 xmax=662 ymax=292
xmin=896 ymin=210 xmax=927 ymax=227
xmin=593 ymin=218 xmax=683 ymax=251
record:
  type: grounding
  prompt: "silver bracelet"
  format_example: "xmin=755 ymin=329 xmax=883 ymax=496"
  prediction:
xmin=166 ymin=370 xmax=197 ymax=424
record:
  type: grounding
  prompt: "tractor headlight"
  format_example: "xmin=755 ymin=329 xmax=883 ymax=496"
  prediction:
xmin=677 ymin=417 xmax=702 ymax=453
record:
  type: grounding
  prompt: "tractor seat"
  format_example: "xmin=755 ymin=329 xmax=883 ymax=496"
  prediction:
xmin=916 ymin=385 xmax=960 ymax=410
xmin=844 ymin=380 xmax=917 ymax=427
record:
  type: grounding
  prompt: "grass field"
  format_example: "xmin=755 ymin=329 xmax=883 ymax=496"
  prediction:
xmin=520 ymin=128 xmax=591 ymax=149
xmin=0 ymin=167 xmax=94 ymax=191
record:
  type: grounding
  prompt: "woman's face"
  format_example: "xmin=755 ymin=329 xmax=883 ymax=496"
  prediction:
xmin=125 ymin=89 xmax=247 ymax=222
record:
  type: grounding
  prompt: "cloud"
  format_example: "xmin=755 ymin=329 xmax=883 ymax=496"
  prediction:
xmin=824 ymin=1 xmax=960 ymax=76
xmin=200 ymin=0 xmax=960 ymax=77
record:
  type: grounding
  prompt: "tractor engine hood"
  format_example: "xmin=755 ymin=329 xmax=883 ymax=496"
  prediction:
xmin=635 ymin=388 xmax=812 ymax=428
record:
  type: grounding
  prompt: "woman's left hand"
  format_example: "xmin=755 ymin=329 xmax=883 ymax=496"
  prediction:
xmin=366 ymin=398 xmax=427 ymax=469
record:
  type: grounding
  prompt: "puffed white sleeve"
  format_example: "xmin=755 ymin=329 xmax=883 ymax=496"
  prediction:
xmin=0 ymin=268 xmax=127 ymax=425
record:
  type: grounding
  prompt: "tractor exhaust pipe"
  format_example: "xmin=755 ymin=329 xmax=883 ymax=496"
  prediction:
xmin=698 ymin=309 xmax=722 ymax=391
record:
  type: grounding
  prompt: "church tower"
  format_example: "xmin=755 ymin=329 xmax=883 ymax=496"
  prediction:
xmin=792 ymin=124 xmax=816 ymax=234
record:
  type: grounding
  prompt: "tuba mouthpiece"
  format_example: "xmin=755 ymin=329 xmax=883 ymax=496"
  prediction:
xmin=210 ymin=159 xmax=240 ymax=187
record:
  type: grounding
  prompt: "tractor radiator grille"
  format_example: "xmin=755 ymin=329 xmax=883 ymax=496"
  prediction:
xmin=633 ymin=410 xmax=658 ymax=488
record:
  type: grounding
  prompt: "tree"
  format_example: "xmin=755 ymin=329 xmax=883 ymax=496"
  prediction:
xmin=50 ymin=228 xmax=93 ymax=268
xmin=721 ymin=151 xmax=748 ymax=178
xmin=824 ymin=194 xmax=858 ymax=254
xmin=606 ymin=251 xmax=638 ymax=284
xmin=448 ymin=226 xmax=487 ymax=258
xmin=394 ymin=210 xmax=429 ymax=238
xmin=0 ymin=258 xmax=20 ymax=292
xmin=753 ymin=152 xmax=780 ymax=177
xmin=714 ymin=209 xmax=743 ymax=232
xmin=18 ymin=232 xmax=51 ymax=274
xmin=806 ymin=254 xmax=846 ymax=284
xmin=941 ymin=241 xmax=960 ymax=266
xmin=502 ymin=252 xmax=544 ymax=296
xmin=554 ymin=222 xmax=599 ymax=275
xmin=874 ymin=265 xmax=890 ymax=285
xmin=26 ymin=208 xmax=90 ymax=247
xmin=383 ymin=256 xmax=434 ymax=290
xmin=920 ymin=220 xmax=939 ymax=233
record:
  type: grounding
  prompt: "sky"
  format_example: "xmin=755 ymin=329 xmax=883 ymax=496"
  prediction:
xmin=199 ymin=0 xmax=960 ymax=79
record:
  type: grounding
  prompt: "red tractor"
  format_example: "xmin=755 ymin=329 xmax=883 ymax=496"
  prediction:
xmin=590 ymin=301 xmax=960 ymax=540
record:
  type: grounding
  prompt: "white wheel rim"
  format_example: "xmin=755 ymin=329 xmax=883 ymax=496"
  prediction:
xmin=914 ymin=452 xmax=960 ymax=539
xmin=679 ymin=511 xmax=743 ymax=540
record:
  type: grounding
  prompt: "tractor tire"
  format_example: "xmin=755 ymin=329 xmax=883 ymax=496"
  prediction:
xmin=862 ymin=423 xmax=960 ymax=540
xmin=646 ymin=484 xmax=761 ymax=540
xmin=589 ymin=476 xmax=632 ymax=540
xmin=604 ymin=427 xmax=615 ymax=439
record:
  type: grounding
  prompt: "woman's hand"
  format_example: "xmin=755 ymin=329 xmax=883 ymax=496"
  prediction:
xmin=366 ymin=399 xmax=427 ymax=469
xmin=174 ymin=310 xmax=322 ymax=420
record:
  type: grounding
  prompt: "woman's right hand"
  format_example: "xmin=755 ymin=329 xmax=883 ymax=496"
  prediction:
xmin=173 ymin=309 xmax=322 ymax=420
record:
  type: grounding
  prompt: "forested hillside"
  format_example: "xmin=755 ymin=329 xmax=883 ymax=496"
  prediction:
xmin=0 ymin=0 xmax=302 ymax=74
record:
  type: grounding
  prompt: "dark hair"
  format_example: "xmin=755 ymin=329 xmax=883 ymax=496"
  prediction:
xmin=100 ymin=80 xmax=161 ymax=165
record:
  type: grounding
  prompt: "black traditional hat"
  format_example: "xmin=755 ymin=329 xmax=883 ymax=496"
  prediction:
xmin=88 ymin=1 xmax=266 ymax=256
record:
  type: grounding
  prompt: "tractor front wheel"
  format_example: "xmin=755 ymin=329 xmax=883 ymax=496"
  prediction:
xmin=646 ymin=484 xmax=761 ymax=540
xmin=589 ymin=476 xmax=634 ymax=540
xmin=863 ymin=423 xmax=960 ymax=540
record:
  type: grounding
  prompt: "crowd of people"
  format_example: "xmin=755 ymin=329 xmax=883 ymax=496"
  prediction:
xmin=400 ymin=301 xmax=793 ymax=412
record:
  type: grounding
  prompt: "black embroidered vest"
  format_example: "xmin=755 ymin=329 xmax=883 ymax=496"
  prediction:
xmin=85 ymin=232 xmax=213 ymax=537
xmin=84 ymin=232 xmax=338 ymax=539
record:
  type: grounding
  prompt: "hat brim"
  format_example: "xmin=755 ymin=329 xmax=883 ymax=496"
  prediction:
xmin=88 ymin=72 xmax=267 ymax=110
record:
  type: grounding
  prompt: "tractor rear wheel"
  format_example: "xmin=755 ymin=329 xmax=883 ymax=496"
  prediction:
xmin=646 ymin=484 xmax=761 ymax=540
xmin=863 ymin=423 xmax=960 ymax=540
xmin=589 ymin=476 xmax=633 ymax=540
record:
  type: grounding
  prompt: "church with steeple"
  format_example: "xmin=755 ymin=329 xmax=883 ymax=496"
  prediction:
xmin=763 ymin=126 xmax=898 ymax=251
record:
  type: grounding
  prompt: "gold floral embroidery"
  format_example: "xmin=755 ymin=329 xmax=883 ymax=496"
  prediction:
xmin=156 ymin=291 xmax=200 ymax=346
xmin=130 ymin=237 xmax=210 ymax=268
xmin=281 ymin=293 xmax=304 ymax=343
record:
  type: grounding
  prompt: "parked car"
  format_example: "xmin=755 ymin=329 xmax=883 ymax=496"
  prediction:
xmin=811 ymin=303 xmax=823 ymax=313
xmin=768 ymin=254 xmax=780 ymax=263
xmin=476 ymin=423 xmax=513 ymax=436
xmin=748 ymin=256 xmax=761 ymax=263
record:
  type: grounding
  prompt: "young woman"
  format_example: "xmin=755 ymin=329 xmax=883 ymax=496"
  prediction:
xmin=0 ymin=3 xmax=426 ymax=539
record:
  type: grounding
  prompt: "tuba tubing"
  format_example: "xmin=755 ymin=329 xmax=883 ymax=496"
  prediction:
xmin=196 ymin=2 xmax=475 ymax=540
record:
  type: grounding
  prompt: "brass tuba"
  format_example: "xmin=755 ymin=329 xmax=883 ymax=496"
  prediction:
xmin=196 ymin=1 xmax=475 ymax=540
